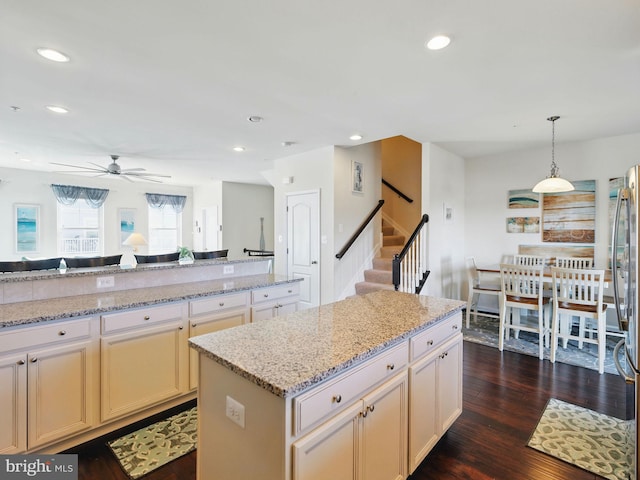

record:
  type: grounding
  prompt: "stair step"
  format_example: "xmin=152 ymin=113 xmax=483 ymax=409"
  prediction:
xmin=354 ymin=281 xmax=396 ymax=296
xmin=383 ymin=234 xmax=405 ymax=246
xmin=373 ymin=257 xmax=393 ymax=271
xmin=364 ymin=269 xmax=392 ymax=284
xmin=380 ymin=246 xmax=402 ymax=258
xmin=382 ymin=226 xmax=395 ymax=236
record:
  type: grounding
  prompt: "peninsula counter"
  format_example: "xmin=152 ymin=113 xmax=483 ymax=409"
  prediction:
xmin=190 ymin=290 xmax=465 ymax=480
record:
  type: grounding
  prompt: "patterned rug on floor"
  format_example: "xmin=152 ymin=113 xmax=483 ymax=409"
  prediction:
xmin=107 ymin=406 xmax=197 ymax=479
xmin=463 ymin=313 xmax=627 ymax=375
xmin=528 ymin=398 xmax=631 ymax=480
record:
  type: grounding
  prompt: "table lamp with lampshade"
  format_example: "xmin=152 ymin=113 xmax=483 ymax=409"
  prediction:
xmin=120 ymin=233 xmax=147 ymax=269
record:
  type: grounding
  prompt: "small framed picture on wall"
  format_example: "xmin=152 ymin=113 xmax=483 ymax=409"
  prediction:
xmin=15 ymin=203 xmax=40 ymax=253
xmin=352 ymin=160 xmax=364 ymax=193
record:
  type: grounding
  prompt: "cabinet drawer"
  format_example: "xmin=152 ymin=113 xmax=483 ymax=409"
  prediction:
xmin=251 ymin=283 xmax=299 ymax=305
xmin=190 ymin=292 xmax=247 ymax=317
xmin=0 ymin=318 xmax=93 ymax=353
xmin=410 ymin=312 xmax=462 ymax=362
xmin=293 ymin=341 xmax=408 ymax=435
xmin=101 ymin=303 xmax=184 ymax=334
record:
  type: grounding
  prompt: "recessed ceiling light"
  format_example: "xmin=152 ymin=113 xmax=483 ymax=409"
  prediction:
xmin=247 ymin=115 xmax=263 ymax=123
xmin=350 ymin=134 xmax=363 ymax=141
xmin=426 ymin=35 xmax=451 ymax=50
xmin=46 ymin=105 xmax=69 ymax=114
xmin=37 ymin=48 xmax=70 ymax=62
xmin=233 ymin=146 xmax=245 ymax=152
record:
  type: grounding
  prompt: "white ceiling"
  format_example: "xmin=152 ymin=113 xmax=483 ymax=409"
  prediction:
xmin=1 ymin=0 xmax=639 ymax=187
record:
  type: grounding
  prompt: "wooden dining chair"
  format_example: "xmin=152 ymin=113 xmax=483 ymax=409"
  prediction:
xmin=513 ymin=254 xmax=547 ymax=267
xmin=499 ymin=263 xmax=551 ymax=360
xmin=465 ymin=257 xmax=500 ymax=327
xmin=550 ymin=267 xmax=607 ymax=374
xmin=554 ymin=257 xmax=594 ymax=269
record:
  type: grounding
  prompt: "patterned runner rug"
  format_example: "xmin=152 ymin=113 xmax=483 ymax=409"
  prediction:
xmin=107 ymin=406 xmax=197 ymax=479
xmin=528 ymin=398 xmax=631 ymax=480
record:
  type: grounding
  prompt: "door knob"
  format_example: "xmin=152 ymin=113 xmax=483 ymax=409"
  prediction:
xmin=311 ymin=260 xmax=318 ymax=264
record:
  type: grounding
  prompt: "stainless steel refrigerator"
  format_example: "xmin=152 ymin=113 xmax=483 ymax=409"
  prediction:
xmin=612 ymin=164 xmax=640 ymax=479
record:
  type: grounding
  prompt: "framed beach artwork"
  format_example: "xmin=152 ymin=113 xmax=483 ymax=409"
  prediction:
xmin=508 ymin=189 xmax=539 ymax=209
xmin=119 ymin=208 xmax=136 ymax=244
xmin=15 ymin=204 xmax=40 ymax=253
xmin=352 ymin=160 xmax=364 ymax=193
xmin=542 ymin=180 xmax=596 ymax=243
xmin=507 ymin=217 xmax=540 ymax=233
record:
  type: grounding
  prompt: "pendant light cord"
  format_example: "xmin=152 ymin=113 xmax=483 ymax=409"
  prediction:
xmin=548 ymin=115 xmax=560 ymax=177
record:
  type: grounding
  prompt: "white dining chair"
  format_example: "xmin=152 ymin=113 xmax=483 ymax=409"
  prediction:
xmin=499 ymin=263 xmax=550 ymax=360
xmin=554 ymin=257 xmax=594 ymax=269
xmin=550 ymin=267 xmax=607 ymax=374
xmin=514 ymin=254 xmax=547 ymax=267
xmin=465 ymin=257 xmax=501 ymax=328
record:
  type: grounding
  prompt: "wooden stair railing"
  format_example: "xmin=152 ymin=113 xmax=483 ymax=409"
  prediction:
xmin=382 ymin=178 xmax=413 ymax=203
xmin=392 ymin=214 xmax=430 ymax=293
xmin=336 ymin=200 xmax=385 ymax=259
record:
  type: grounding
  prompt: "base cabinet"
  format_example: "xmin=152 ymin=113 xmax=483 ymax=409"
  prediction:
xmin=0 ymin=318 xmax=98 ymax=454
xmin=408 ymin=335 xmax=462 ymax=472
xmin=293 ymin=373 xmax=407 ymax=480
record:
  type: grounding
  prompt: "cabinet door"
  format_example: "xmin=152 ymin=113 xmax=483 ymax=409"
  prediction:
xmin=360 ymin=373 xmax=408 ymax=480
xmin=101 ymin=320 xmax=188 ymax=421
xmin=276 ymin=299 xmax=298 ymax=317
xmin=408 ymin=349 xmax=438 ymax=472
xmin=437 ymin=335 xmax=463 ymax=433
xmin=0 ymin=353 xmax=27 ymax=454
xmin=189 ymin=309 xmax=248 ymax=389
xmin=27 ymin=339 xmax=97 ymax=449
xmin=293 ymin=402 xmax=362 ymax=480
xmin=251 ymin=303 xmax=277 ymax=322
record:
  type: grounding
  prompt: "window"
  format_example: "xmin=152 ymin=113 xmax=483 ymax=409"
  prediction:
xmin=57 ymin=199 xmax=103 ymax=256
xmin=148 ymin=204 xmax=182 ymax=254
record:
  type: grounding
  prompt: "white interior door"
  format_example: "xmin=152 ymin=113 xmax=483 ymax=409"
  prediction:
xmin=287 ymin=191 xmax=320 ymax=309
xmin=203 ymin=206 xmax=219 ymax=251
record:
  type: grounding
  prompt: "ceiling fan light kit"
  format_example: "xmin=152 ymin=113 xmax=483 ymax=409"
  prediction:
xmin=51 ymin=155 xmax=171 ymax=183
xmin=532 ymin=116 xmax=575 ymax=194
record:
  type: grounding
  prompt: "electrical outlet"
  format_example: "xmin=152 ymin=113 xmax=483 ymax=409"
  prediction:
xmin=226 ymin=395 xmax=245 ymax=428
xmin=96 ymin=276 xmax=115 ymax=288
xmin=223 ymin=265 xmax=234 ymax=275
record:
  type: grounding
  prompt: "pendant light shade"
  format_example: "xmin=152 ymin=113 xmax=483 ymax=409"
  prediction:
xmin=532 ymin=116 xmax=574 ymax=193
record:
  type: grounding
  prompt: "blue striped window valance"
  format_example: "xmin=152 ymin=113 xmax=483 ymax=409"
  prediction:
xmin=145 ymin=193 xmax=187 ymax=214
xmin=51 ymin=184 xmax=110 ymax=208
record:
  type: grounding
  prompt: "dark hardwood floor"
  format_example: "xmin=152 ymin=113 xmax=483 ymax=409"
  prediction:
xmin=69 ymin=341 xmax=633 ymax=479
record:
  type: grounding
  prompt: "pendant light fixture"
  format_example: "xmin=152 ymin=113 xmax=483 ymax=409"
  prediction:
xmin=532 ymin=116 xmax=574 ymax=193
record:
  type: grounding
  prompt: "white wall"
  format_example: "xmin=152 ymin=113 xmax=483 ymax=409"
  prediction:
xmin=221 ymin=182 xmax=274 ymax=259
xmin=0 ymin=167 xmax=193 ymax=259
xmin=422 ymin=143 xmax=466 ymax=300
xmin=333 ymin=143 xmax=382 ymax=299
xmin=464 ymin=132 xmax=640 ymax=269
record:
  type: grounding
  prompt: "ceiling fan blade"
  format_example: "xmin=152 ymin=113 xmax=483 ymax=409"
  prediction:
xmin=50 ymin=162 xmax=105 ymax=173
xmin=131 ymin=175 xmax=164 ymax=183
xmin=87 ymin=162 xmax=110 ymax=171
xmin=120 ymin=168 xmax=146 ymax=172
xmin=124 ymin=172 xmax=172 ymax=178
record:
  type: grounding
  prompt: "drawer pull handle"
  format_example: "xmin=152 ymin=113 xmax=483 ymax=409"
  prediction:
xmin=30 ymin=357 xmax=38 ymax=363
xmin=17 ymin=360 xmax=25 ymax=365
xmin=144 ymin=315 xmax=150 ymax=320
xmin=332 ymin=394 xmax=342 ymax=404
xmin=288 ymin=289 xmax=292 ymax=293
xmin=387 ymin=363 xmax=395 ymax=370
xmin=58 ymin=330 xmax=67 ymax=336
xmin=427 ymin=340 xmax=434 ymax=346
xmin=219 ymin=302 xmax=225 ymax=307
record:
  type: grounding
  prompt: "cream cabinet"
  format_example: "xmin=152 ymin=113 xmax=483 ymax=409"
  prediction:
xmin=408 ymin=326 xmax=463 ymax=472
xmin=100 ymin=302 xmax=189 ymax=422
xmin=189 ymin=292 xmax=249 ymax=389
xmin=251 ymin=283 xmax=300 ymax=322
xmin=0 ymin=317 xmax=98 ymax=453
xmin=293 ymin=373 xmax=408 ymax=480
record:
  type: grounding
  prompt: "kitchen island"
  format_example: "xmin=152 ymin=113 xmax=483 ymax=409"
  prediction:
xmin=190 ymin=290 xmax=465 ymax=480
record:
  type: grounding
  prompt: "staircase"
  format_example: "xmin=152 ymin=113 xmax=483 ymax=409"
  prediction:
xmin=354 ymin=221 xmax=405 ymax=295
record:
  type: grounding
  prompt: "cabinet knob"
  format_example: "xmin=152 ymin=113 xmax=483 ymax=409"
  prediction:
xmin=427 ymin=340 xmax=434 ymax=346
xmin=30 ymin=357 xmax=38 ymax=363
xmin=144 ymin=315 xmax=150 ymax=320
xmin=58 ymin=330 xmax=67 ymax=336
xmin=452 ymin=324 xmax=459 ymax=330
xmin=288 ymin=289 xmax=292 ymax=293
xmin=367 ymin=404 xmax=375 ymax=413
xmin=263 ymin=293 xmax=269 ymax=298
xmin=17 ymin=360 xmax=25 ymax=365
xmin=192 ymin=323 xmax=197 ymax=327
xmin=179 ymin=326 xmax=184 ymax=330
xmin=332 ymin=394 xmax=342 ymax=404
xmin=362 ymin=409 xmax=368 ymax=418
xmin=387 ymin=363 xmax=395 ymax=370
xmin=219 ymin=302 xmax=225 ymax=307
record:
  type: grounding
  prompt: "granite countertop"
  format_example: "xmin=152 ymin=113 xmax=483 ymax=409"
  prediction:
xmin=0 ymin=273 xmax=297 ymax=329
xmin=0 ymin=256 xmax=272 ymax=284
xmin=189 ymin=290 xmax=465 ymax=398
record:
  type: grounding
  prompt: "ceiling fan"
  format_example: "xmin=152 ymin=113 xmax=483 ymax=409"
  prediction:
xmin=51 ymin=155 xmax=171 ymax=183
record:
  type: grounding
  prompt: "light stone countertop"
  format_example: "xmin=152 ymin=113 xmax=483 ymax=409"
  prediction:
xmin=189 ymin=290 xmax=465 ymax=398
xmin=0 ymin=273 xmax=298 ymax=329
